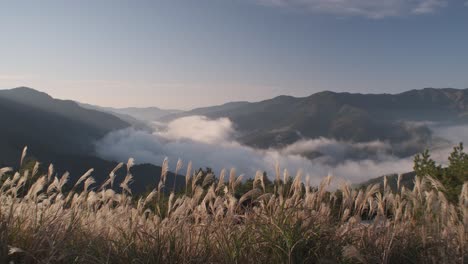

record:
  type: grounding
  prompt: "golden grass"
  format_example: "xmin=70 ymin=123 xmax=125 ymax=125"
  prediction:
xmin=0 ymin=152 xmax=467 ymax=263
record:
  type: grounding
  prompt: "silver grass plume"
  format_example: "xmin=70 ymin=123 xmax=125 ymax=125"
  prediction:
xmin=121 ymin=173 xmax=133 ymax=194
xmin=275 ymin=161 xmax=281 ymax=185
xmin=127 ymin=158 xmax=135 ymax=173
xmin=74 ymin=168 xmax=94 ymax=188
xmin=47 ymin=164 xmax=54 ymax=183
xmin=58 ymin=172 xmax=70 ymax=192
xmin=20 ymin=146 xmax=27 ymax=167
xmin=175 ymin=158 xmax=183 ymax=175
xmin=229 ymin=168 xmax=236 ymax=193
xmin=32 ymin=162 xmax=40 ymax=178
xmin=0 ymin=167 xmax=12 ymax=177
xmin=397 ymin=173 xmax=403 ymax=191
xmin=84 ymin=177 xmax=96 ymax=193
xmin=185 ymin=161 xmax=192 ymax=192
xmin=161 ymin=157 xmax=169 ymax=184
xmin=216 ymin=169 xmax=226 ymax=193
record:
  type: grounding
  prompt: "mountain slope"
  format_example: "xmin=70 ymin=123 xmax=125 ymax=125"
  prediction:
xmin=0 ymin=87 xmax=129 ymax=165
xmin=0 ymin=87 xmax=186 ymax=193
xmin=161 ymin=88 xmax=468 ymax=155
xmin=0 ymin=87 xmax=129 ymax=134
xmin=78 ymin=102 xmax=152 ymax=131
xmin=80 ymin=103 xmax=183 ymax=122
xmin=112 ymin=107 xmax=182 ymax=121
xmin=160 ymin=101 xmax=249 ymax=121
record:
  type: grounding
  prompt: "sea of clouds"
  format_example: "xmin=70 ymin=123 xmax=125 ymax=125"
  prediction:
xmin=95 ymin=116 xmax=466 ymax=185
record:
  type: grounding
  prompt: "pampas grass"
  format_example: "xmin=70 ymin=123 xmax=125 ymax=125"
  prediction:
xmin=0 ymin=152 xmax=466 ymax=263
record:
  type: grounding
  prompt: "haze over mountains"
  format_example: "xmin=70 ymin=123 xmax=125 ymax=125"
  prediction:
xmin=79 ymin=102 xmax=182 ymax=124
xmin=1 ymin=86 xmax=468 ymax=191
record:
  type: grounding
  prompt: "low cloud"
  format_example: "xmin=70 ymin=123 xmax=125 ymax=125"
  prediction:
xmin=255 ymin=0 xmax=447 ymax=18
xmin=157 ymin=116 xmax=234 ymax=144
xmin=95 ymin=116 xmax=427 ymax=186
xmin=281 ymin=138 xmax=392 ymax=163
xmin=433 ymin=124 xmax=468 ymax=146
xmin=95 ymin=115 xmax=468 ymax=186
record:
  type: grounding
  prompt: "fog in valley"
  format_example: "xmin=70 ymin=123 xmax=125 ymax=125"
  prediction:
xmin=95 ymin=115 xmax=467 ymax=185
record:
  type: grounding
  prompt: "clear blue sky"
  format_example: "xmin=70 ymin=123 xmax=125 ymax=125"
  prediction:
xmin=1 ymin=0 xmax=467 ymax=109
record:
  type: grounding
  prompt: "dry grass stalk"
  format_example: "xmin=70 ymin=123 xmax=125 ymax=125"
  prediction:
xmin=0 ymin=152 xmax=466 ymax=264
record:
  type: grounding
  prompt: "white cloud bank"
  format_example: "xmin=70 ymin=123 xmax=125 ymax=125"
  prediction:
xmin=96 ymin=115 xmax=434 ymax=186
xmin=157 ymin=116 xmax=234 ymax=144
xmin=95 ymin=115 xmax=468 ymax=186
xmin=255 ymin=0 xmax=447 ymax=18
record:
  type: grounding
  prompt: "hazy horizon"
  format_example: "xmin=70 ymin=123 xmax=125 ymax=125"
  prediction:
xmin=1 ymin=86 xmax=468 ymax=110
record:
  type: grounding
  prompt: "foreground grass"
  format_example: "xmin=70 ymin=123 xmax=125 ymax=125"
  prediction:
xmin=0 ymin=155 xmax=466 ymax=263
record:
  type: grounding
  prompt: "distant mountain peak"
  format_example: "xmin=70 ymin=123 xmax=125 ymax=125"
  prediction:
xmin=121 ymin=106 xmax=163 ymax=111
xmin=4 ymin=86 xmax=53 ymax=99
xmin=270 ymin=95 xmax=297 ymax=100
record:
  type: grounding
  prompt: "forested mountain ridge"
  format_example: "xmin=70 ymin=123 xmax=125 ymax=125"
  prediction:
xmin=0 ymin=87 xmax=187 ymax=192
xmin=162 ymin=88 xmax=468 ymax=155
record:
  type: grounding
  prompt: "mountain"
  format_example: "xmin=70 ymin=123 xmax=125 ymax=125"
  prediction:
xmin=162 ymin=88 xmax=468 ymax=156
xmin=112 ymin=107 xmax=182 ymax=121
xmin=78 ymin=102 xmax=153 ymax=131
xmin=0 ymin=87 xmax=130 ymax=164
xmin=2 ymin=86 xmax=467 ymax=193
xmin=160 ymin=101 xmax=249 ymax=121
xmin=0 ymin=87 xmax=130 ymax=134
xmin=80 ymin=103 xmax=183 ymax=122
xmin=0 ymin=87 xmax=185 ymax=193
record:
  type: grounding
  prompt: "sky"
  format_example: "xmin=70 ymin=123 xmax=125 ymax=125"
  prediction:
xmin=1 ymin=0 xmax=467 ymax=109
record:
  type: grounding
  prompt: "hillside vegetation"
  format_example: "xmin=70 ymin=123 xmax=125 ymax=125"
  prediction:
xmin=163 ymin=88 xmax=468 ymax=155
xmin=359 ymin=143 xmax=468 ymax=203
xmin=0 ymin=148 xmax=466 ymax=263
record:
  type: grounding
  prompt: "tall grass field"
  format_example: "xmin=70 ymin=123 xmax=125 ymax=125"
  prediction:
xmin=0 ymin=148 xmax=466 ymax=263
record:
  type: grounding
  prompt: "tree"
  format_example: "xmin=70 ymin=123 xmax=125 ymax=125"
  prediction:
xmin=413 ymin=149 xmax=438 ymax=178
xmin=413 ymin=143 xmax=468 ymax=202
xmin=444 ymin=143 xmax=467 ymax=201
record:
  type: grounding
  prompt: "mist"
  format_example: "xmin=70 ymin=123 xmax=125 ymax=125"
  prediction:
xmin=95 ymin=116 xmax=468 ymax=185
